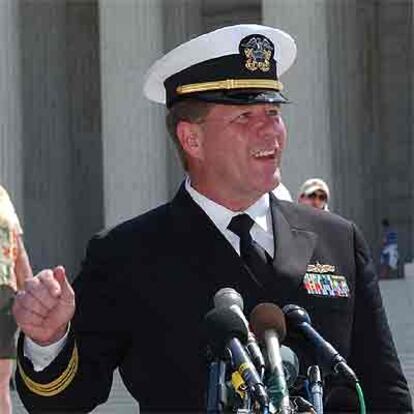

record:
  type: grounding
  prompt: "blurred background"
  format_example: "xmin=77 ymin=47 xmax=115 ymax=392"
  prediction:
xmin=1 ymin=0 xmax=412 ymax=411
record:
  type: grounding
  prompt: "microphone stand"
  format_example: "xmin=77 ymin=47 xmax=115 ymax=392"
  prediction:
xmin=207 ymin=360 xmax=227 ymax=414
xmin=307 ymin=365 xmax=323 ymax=414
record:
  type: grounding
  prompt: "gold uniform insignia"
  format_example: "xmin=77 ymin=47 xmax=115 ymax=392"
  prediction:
xmin=306 ymin=262 xmax=336 ymax=274
xmin=239 ymin=34 xmax=274 ymax=73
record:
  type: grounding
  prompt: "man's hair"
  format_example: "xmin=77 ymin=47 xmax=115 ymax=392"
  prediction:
xmin=166 ymin=99 xmax=214 ymax=170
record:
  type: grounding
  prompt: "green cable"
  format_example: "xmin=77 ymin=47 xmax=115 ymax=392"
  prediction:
xmin=355 ymin=381 xmax=366 ymax=414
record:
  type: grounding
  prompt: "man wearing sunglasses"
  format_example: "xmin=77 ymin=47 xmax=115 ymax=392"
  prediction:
xmin=298 ymin=178 xmax=330 ymax=211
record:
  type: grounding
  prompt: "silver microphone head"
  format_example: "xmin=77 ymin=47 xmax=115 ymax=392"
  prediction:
xmin=213 ymin=287 xmax=244 ymax=311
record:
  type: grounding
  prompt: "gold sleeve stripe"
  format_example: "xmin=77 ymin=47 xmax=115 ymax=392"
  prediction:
xmin=17 ymin=342 xmax=79 ymax=397
xmin=176 ymin=79 xmax=284 ymax=95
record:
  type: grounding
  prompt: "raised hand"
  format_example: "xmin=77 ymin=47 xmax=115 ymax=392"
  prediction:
xmin=13 ymin=266 xmax=75 ymax=346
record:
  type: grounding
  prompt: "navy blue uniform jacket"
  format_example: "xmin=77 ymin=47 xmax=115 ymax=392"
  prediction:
xmin=16 ymin=186 xmax=412 ymax=412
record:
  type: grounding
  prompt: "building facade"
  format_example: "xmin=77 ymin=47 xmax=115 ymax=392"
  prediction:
xmin=0 ymin=0 xmax=412 ymax=276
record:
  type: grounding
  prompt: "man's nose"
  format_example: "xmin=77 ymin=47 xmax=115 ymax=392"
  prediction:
xmin=256 ymin=115 xmax=282 ymax=140
xmin=255 ymin=112 xmax=280 ymax=127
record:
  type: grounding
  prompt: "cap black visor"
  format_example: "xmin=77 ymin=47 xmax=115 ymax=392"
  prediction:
xmin=177 ymin=89 xmax=289 ymax=106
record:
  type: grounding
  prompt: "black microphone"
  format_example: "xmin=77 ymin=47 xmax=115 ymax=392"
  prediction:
xmin=250 ymin=303 xmax=290 ymax=414
xmin=283 ymin=304 xmax=358 ymax=382
xmin=213 ymin=288 xmax=265 ymax=377
xmin=204 ymin=307 xmax=269 ymax=410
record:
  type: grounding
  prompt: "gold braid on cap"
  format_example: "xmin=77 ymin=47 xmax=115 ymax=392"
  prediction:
xmin=176 ymin=79 xmax=283 ymax=95
xmin=18 ymin=341 xmax=79 ymax=397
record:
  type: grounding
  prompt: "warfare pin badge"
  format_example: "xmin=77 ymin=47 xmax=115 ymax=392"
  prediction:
xmin=239 ymin=34 xmax=274 ymax=72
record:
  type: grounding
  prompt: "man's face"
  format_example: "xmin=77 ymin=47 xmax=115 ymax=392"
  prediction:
xmin=299 ymin=190 xmax=327 ymax=210
xmin=183 ymin=103 xmax=287 ymax=206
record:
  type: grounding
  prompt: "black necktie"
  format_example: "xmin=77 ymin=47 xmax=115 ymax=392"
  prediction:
xmin=228 ymin=214 xmax=273 ymax=287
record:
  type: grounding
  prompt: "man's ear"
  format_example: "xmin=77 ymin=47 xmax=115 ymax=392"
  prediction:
xmin=176 ymin=121 xmax=203 ymax=159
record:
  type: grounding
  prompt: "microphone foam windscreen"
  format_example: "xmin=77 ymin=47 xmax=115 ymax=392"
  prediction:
xmin=204 ymin=307 xmax=249 ymax=351
xmin=282 ymin=304 xmax=312 ymax=329
xmin=249 ymin=303 xmax=286 ymax=342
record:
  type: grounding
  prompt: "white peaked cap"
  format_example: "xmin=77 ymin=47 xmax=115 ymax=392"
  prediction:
xmin=143 ymin=24 xmax=297 ymax=107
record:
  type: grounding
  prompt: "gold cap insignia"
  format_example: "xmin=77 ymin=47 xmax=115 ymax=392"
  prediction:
xmin=239 ymin=34 xmax=274 ymax=73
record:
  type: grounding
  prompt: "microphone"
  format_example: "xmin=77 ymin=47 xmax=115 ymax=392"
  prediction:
xmin=204 ymin=307 xmax=270 ymax=410
xmin=250 ymin=303 xmax=290 ymax=414
xmin=280 ymin=345 xmax=299 ymax=388
xmin=213 ymin=288 xmax=265 ymax=377
xmin=307 ymin=365 xmax=324 ymax=414
xmin=283 ymin=304 xmax=358 ymax=382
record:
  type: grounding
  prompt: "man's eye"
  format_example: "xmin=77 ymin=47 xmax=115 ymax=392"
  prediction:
xmin=267 ymin=110 xmax=281 ymax=118
xmin=232 ymin=112 xmax=251 ymax=123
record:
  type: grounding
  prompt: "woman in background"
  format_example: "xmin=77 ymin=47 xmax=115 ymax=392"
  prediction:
xmin=0 ymin=186 xmax=32 ymax=413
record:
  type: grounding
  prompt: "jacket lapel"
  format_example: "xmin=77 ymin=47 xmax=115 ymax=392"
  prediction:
xmin=270 ymin=194 xmax=317 ymax=288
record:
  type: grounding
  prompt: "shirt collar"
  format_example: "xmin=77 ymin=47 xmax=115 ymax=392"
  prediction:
xmin=184 ymin=177 xmax=271 ymax=234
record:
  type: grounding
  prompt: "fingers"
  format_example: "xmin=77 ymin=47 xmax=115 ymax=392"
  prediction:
xmin=17 ymin=290 xmax=50 ymax=318
xmin=12 ymin=266 xmax=75 ymax=344
xmin=54 ymin=265 xmax=66 ymax=280
xmin=24 ymin=270 xmax=62 ymax=310
xmin=13 ymin=294 xmax=45 ymax=327
xmin=53 ymin=266 xmax=74 ymax=302
xmin=13 ymin=291 xmax=46 ymax=335
xmin=13 ymin=269 xmax=65 ymax=326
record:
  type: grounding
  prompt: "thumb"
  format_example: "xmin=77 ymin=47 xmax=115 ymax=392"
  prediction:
xmin=53 ymin=266 xmax=74 ymax=301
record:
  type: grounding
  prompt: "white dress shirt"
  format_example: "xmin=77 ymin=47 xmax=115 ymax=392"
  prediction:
xmin=185 ymin=177 xmax=274 ymax=257
xmin=24 ymin=328 xmax=69 ymax=372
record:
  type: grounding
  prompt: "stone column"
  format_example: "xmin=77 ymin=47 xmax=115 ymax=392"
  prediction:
xmin=373 ymin=0 xmax=413 ymax=263
xmin=412 ymin=0 xmax=414 ymax=263
xmin=20 ymin=1 xmax=77 ymax=272
xmin=0 ymin=1 xmax=23 ymax=213
xmin=325 ymin=0 xmax=414 ymax=254
xmin=65 ymin=1 xmax=104 ymax=266
xmin=262 ymin=0 xmax=332 ymax=202
xmin=19 ymin=0 xmax=102 ymax=276
xmin=324 ymin=1 xmax=371 ymax=235
xmin=99 ymin=0 xmax=168 ymax=227
xmin=203 ymin=0 xmax=262 ymax=30
xmin=162 ymin=0 xmax=203 ymax=196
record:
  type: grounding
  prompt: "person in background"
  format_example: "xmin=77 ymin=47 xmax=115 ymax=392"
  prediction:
xmin=379 ymin=218 xmax=399 ymax=279
xmin=298 ymin=178 xmax=330 ymax=211
xmin=0 ymin=186 xmax=32 ymax=414
xmin=12 ymin=24 xmax=412 ymax=413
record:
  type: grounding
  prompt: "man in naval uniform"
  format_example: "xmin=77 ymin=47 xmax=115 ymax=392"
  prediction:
xmin=13 ymin=24 xmax=412 ymax=412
